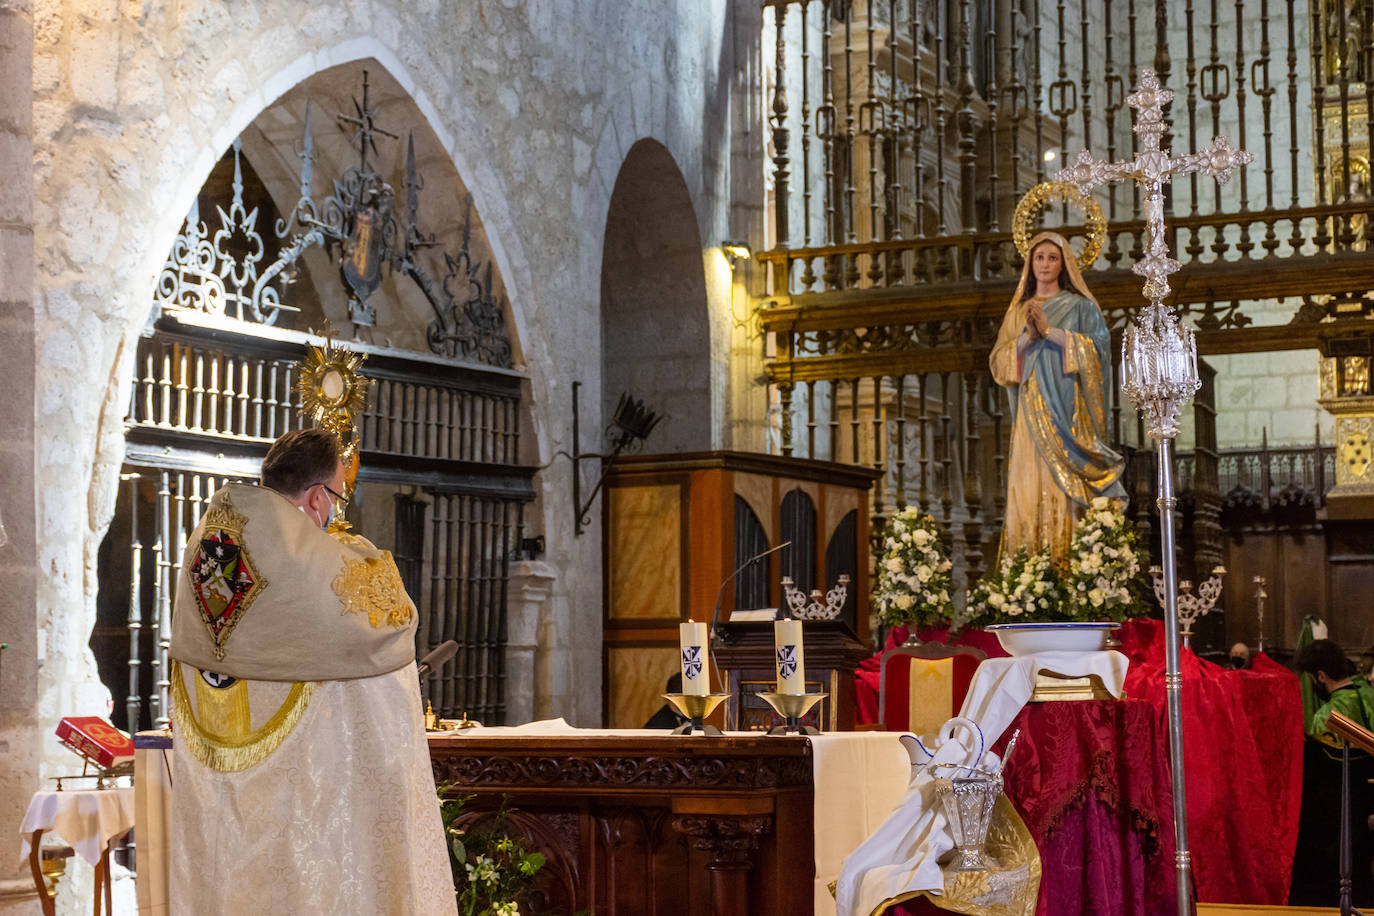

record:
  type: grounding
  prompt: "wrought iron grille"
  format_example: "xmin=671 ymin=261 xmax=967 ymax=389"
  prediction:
xmin=105 ymin=318 xmax=533 ymax=727
xmin=756 ymin=0 xmax=1374 ymax=583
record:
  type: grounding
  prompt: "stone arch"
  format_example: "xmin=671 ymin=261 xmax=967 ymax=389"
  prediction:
xmin=599 ymin=139 xmax=712 ymax=453
xmin=75 ymin=45 xmax=558 ymax=733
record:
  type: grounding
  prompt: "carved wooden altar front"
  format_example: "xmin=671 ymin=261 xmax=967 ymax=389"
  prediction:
xmin=428 ymin=733 xmax=816 ymax=916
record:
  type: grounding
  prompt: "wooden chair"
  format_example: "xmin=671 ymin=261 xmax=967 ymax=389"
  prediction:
xmin=877 ymin=641 xmax=987 ymax=734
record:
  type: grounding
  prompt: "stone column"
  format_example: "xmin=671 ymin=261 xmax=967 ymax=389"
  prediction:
xmin=505 ymin=559 xmax=556 ymax=725
xmin=0 ymin=2 xmax=39 ymax=911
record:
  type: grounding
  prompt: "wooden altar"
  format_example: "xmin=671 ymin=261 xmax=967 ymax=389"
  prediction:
xmin=429 ymin=733 xmax=817 ymax=916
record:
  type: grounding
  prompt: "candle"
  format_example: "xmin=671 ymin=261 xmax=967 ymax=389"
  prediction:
xmin=774 ymin=617 xmax=806 ymax=695
xmin=679 ymin=620 xmax=710 ymax=696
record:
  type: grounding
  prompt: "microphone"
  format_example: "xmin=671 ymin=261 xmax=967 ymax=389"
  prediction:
xmin=708 ymin=540 xmax=792 ymax=643
xmin=705 ymin=541 xmax=791 ymax=729
xmin=417 ymin=640 xmax=459 ymax=677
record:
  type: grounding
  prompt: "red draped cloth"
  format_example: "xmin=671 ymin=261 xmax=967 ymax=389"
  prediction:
xmin=861 ymin=619 xmax=1303 ymax=911
xmin=854 ymin=625 xmax=1008 ymax=725
xmin=1122 ymin=621 xmax=1303 ymax=905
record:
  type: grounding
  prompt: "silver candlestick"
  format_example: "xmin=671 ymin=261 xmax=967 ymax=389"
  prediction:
xmin=780 ymin=575 xmax=849 ymax=621
xmin=1057 ymin=68 xmax=1252 ymax=916
xmin=1149 ymin=565 xmax=1227 ymax=649
xmin=1253 ymin=576 xmax=1268 ymax=654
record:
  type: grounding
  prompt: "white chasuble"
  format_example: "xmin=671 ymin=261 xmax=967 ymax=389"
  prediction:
xmin=169 ymin=484 xmax=456 ymax=915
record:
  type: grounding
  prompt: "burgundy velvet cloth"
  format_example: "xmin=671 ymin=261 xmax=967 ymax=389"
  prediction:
xmin=892 ymin=699 xmax=1175 ymax=916
xmin=861 ymin=619 xmax=1304 ymax=911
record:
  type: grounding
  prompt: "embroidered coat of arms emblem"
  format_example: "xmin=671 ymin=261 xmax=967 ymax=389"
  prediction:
xmin=187 ymin=493 xmax=267 ymax=660
xmin=681 ymin=646 xmax=703 ymax=680
xmin=776 ymin=645 xmax=799 ymax=679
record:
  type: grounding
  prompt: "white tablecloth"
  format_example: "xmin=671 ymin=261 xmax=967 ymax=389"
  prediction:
xmin=957 ymin=650 xmax=1130 ymax=745
xmin=19 ymin=787 xmax=135 ymax=866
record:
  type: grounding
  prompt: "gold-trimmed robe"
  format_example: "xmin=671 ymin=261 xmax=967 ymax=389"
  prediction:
xmin=168 ymin=484 xmax=455 ymax=915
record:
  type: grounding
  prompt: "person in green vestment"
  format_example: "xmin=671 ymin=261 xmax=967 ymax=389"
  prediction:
xmin=1289 ymin=637 xmax=1374 ymax=906
xmin=1295 ymin=638 xmax=1374 ymax=746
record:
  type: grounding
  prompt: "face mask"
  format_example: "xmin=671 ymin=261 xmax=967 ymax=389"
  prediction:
xmin=300 ymin=501 xmax=332 ymax=531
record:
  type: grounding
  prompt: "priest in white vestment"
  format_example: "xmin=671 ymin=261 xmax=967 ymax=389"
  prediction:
xmin=168 ymin=428 xmax=456 ymax=915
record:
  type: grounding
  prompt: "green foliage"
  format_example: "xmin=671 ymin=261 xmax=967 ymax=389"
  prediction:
xmin=439 ymin=788 xmax=546 ymax=916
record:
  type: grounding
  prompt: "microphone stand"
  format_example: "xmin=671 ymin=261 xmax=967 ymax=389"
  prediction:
xmin=707 ymin=541 xmax=791 ymax=731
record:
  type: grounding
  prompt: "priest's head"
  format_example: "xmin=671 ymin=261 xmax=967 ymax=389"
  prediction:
xmin=261 ymin=428 xmax=346 ymax=529
xmin=1294 ymin=638 xmax=1354 ymax=698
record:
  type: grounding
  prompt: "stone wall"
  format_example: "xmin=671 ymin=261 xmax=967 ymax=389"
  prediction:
xmin=22 ymin=0 xmax=764 ymax=819
xmin=0 ymin=3 xmax=39 ymax=908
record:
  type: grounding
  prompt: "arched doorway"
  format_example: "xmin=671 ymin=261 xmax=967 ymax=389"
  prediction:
xmin=91 ymin=61 xmax=534 ymax=730
xmin=599 ymin=139 xmax=712 ymax=453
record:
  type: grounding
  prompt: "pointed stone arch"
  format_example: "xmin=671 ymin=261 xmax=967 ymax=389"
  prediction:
xmin=600 ymin=139 xmax=712 ymax=453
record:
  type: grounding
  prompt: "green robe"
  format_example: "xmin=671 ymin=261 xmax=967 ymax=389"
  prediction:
xmin=1308 ymin=676 xmax=1374 ymax=749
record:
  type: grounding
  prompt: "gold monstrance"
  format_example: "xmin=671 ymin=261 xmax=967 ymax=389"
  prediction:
xmin=296 ymin=326 xmax=370 ymax=521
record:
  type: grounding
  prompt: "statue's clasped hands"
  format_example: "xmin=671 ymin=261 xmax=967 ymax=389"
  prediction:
xmin=1025 ymin=300 xmax=1050 ymax=339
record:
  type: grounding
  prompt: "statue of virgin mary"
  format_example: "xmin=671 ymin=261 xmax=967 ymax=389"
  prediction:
xmin=988 ymin=231 xmax=1126 ymax=560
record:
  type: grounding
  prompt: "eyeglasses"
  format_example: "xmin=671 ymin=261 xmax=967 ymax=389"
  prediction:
xmin=315 ymin=482 xmax=349 ymax=510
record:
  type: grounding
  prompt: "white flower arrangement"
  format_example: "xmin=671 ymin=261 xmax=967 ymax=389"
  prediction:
xmin=964 ymin=497 xmax=1146 ymax=625
xmin=872 ymin=507 xmax=955 ymax=628
xmin=965 ymin=546 xmax=1061 ymax=625
xmin=1059 ymin=496 xmax=1144 ymax=621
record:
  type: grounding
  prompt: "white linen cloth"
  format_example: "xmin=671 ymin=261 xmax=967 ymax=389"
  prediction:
xmin=957 ymin=650 xmax=1129 ymax=744
xmin=20 ymin=786 xmax=135 ymax=866
xmin=171 ymin=664 xmax=456 ymax=916
xmin=834 ymin=651 xmax=1127 ymax=916
xmin=811 ymin=732 xmax=913 ymax=915
xmin=834 ymin=719 xmax=1002 ymax=916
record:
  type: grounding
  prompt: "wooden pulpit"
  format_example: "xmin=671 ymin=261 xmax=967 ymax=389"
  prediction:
xmin=601 ymin=451 xmax=879 ymax=729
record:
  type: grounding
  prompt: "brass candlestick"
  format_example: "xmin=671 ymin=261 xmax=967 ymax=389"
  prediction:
xmin=758 ymin=691 xmax=827 ymax=736
xmin=663 ymin=693 xmax=730 ymax=736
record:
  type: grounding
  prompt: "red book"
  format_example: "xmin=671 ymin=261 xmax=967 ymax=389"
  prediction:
xmin=55 ymin=717 xmax=134 ymax=769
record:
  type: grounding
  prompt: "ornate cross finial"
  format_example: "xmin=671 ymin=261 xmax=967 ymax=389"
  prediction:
xmin=1055 ymin=67 xmax=1253 ymax=308
xmin=336 ymin=69 xmax=398 ymax=176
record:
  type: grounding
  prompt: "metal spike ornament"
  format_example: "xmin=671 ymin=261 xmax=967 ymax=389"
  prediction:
xmin=1055 ymin=68 xmax=1252 ymax=916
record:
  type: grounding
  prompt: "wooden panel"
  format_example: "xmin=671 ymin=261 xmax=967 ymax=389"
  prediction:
xmin=607 ymin=645 xmax=679 ymax=730
xmin=429 ymin=734 xmax=815 ymax=916
xmin=734 ymin=471 xmax=779 ymax=545
xmin=608 ymin=483 xmax=682 ymax=620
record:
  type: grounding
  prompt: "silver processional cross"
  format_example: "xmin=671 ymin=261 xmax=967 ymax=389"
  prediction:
xmin=1054 ymin=67 xmax=1253 ymax=916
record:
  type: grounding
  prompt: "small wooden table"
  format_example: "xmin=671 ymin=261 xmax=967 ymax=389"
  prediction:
xmin=20 ymin=787 xmax=134 ymax=916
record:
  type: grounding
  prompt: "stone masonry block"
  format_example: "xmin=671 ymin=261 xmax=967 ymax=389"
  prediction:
xmin=68 ymin=22 xmax=119 ymax=112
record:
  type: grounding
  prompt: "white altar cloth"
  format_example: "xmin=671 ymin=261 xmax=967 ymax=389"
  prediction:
xmin=19 ymin=786 xmax=135 ymax=866
xmin=957 ymin=649 xmax=1129 ymax=744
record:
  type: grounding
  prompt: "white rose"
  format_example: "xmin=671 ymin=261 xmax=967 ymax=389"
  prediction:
xmin=912 ymin=529 xmax=932 ymax=546
xmin=988 ymin=593 xmax=1005 ymax=608
xmin=1091 ymin=497 xmax=1110 ymax=510
xmin=1089 ymin=588 xmax=1105 ymax=607
xmin=895 ymin=594 xmax=914 ymax=610
xmin=916 ymin=564 xmax=932 ymax=583
xmin=885 ymin=557 xmax=904 ymax=573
